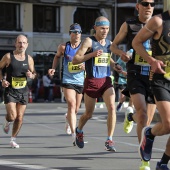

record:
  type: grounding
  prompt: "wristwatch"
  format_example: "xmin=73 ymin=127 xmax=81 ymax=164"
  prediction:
xmin=0 ymin=78 xmax=6 ymax=82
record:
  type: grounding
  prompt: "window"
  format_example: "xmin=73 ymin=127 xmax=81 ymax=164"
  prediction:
xmin=74 ymin=8 xmax=102 ymax=34
xmin=33 ymin=5 xmax=60 ymax=33
xmin=0 ymin=3 xmax=20 ymax=31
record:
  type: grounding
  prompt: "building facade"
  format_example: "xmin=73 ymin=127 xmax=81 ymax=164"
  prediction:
xmin=0 ymin=0 xmax=163 ymax=76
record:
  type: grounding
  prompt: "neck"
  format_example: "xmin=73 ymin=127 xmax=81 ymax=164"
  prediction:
xmin=95 ymin=35 xmax=105 ymax=44
xmin=70 ymin=40 xmax=80 ymax=48
xmin=138 ymin=16 xmax=151 ymax=24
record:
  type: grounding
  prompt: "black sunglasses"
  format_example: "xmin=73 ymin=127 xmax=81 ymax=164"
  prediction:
xmin=140 ymin=2 xmax=155 ymax=7
xmin=70 ymin=30 xmax=82 ymax=34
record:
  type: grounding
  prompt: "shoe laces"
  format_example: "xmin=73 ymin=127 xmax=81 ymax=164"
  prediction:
xmin=106 ymin=140 xmax=114 ymax=146
xmin=77 ymin=133 xmax=83 ymax=142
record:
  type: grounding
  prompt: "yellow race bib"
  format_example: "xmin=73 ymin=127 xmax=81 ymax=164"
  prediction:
xmin=164 ymin=60 xmax=170 ymax=80
xmin=134 ymin=51 xmax=152 ymax=66
xmin=12 ymin=77 xmax=27 ymax=89
xmin=68 ymin=62 xmax=82 ymax=73
xmin=94 ymin=53 xmax=110 ymax=66
xmin=155 ymin=55 xmax=170 ymax=80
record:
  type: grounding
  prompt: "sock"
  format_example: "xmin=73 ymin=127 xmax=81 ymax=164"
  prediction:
xmin=146 ymin=128 xmax=155 ymax=140
xmin=11 ymin=137 xmax=16 ymax=141
xmin=127 ymin=113 xmax=134 ymax=121
xmin=72 ymin=133 xmax=76 ymax=141
xmin=160 ymin=153 xmax=170 ymax=165
xmin=107 ymin=137 xmax=112 ymax=141
xmin=77 ymin=128 xmax=83 ymax=133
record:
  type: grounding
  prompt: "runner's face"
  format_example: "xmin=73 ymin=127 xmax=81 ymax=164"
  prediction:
xmin=137 ymin=0 xmax=154 ymax=20
xmin=15 ymin=36 xmax=28 ymax=53
xmin=70 ymin=31 xmax=81 ymax=42
xmin=95 ymin=25 xmax=109 ymax=39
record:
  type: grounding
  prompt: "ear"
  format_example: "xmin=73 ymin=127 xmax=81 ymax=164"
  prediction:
xmin=136 ymin=4 xmax=139 ymax=11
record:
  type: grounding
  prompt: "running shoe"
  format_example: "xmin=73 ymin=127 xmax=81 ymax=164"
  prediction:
xmin=3 ymin=121 xmax=10 ymax=134
xmin=139 ymin=160 xmax=150 ymax=170
xmin=156 ymin=162 xmax=170 ymax=170
xmin=65 ymin=113 xmax=71 ymax=135
xmin=105 ymin=140 xmax=116 ymax=152
xmin=116 ymin=102 xmax=123 ymax=112
xmin=10 ymin=140 xmax=20 ymax=149
xmin=123 ymin=106 xmax=134 ymax=133
xmin=139 ymin=126 xmax=154 ymax=161
xmin=75 ymin=127 xmax=84 ymax=148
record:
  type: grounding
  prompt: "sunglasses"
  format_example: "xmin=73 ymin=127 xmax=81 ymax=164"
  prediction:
xmin=70 ymin=30 xmax=82 ymax=34
xmin=140 ymin=2 xmax=155 ymax=7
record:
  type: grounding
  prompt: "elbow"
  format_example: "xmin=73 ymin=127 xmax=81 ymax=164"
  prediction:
xmin=72 ymin=57 xmax=80 ymax=65
xmin=72 ymin=58 xmax=77 ymax=65
xmin=132 ymin=39 xmax=138 ymax=51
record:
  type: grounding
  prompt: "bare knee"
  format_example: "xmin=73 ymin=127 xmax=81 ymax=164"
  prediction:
xmin=6 ymin=112 xmax=17 ymax=122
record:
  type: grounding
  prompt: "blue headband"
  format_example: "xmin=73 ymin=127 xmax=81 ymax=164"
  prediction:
xmin=95 ymin=21 xmax=110 ymax=26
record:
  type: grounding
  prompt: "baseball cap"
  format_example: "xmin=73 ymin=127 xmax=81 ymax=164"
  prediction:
xmin=69 ymin=23 xmax=82 ymax=32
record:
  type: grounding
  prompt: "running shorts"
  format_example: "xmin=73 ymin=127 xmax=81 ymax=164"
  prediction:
xmin=4 ymin=88 xmax=28 ymax=105
xmin=151 ymin=79 xmax=170 ymax=102
xmin=61 ymin=83 xmax=84 ymax=94
xmin=127 ymin=72 xmax=155 ymax=104
xmin=83 ymin=76 xmax=113 ymax=98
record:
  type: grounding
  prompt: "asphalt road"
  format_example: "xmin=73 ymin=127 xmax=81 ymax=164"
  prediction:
xmin=0 ymin=102 xmax=169 ymax=170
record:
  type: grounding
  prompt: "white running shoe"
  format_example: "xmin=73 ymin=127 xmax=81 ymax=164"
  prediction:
xmin=10 ymin=140 xmax=20 ymax=149
xmin=3 ymin=121 xmax=10 ymax=134
xmin=65 ymin=113 xmax=71 ymax=135
xmin=123 ymin=106 xmax=134 ymax=134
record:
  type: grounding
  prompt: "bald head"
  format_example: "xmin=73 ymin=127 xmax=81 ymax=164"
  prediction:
xmin=94 ymin=16 xmax=110 ymax=27
xmin=95 ymin=16 xmax=109 ymax=23
xmin=15 ymin=34 xmax=28 ymax=43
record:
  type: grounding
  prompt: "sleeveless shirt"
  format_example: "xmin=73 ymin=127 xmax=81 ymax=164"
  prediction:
xmin=61 ymin=41 xmax=84 ymax=85
xmin=126 ymin=17 xmax=151 ymax=75
xmin=152 ymin=11 xmax=170 ymax=80
xmin=6 ymin=53 xmax=29 ymax=93
xmin=85 ymin=36 xmax=111 ymax=78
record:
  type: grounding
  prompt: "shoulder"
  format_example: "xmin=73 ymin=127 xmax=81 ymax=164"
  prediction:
xmin=58 ymin=43 xmax=66 ymax=51
xmin=148 ymin=14 xmax=163 ymax=28
xmin=28 ymin=55 xmax=34 ymax=63
xmin=82 ymin=37 xmax=92 ymax=47
xmin=2 ymin=52 xmax=11 ymax=63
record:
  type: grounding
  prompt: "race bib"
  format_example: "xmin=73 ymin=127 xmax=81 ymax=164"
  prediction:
xmin=134 ymin=51 xmax=152 ymax=66
xmin=12 ymin=77 xmax=27 ymax=89
xmin=164 ymin=60 xmax=170 ymax=80
xmin=94 ymin=53 xmax=110 ymax=66
xmin=68 ymin=62 xmax=82 ymax=73
xmin=155 ymin=55 xmax=170 ymax=80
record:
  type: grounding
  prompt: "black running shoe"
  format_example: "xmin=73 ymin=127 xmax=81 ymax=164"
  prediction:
xmin=105 ymin=140 xmax=116 ymax=152
xmin=156 ymin=162 xmax=170 ymax=170
xmin=75 ymin=127 xmax=84 ymax=148
xmin=139 ymin=126 xmax=154 ymax=161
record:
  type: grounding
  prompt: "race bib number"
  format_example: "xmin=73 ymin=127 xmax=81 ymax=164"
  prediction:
xmin=68 ymin=62 xmax=82 ymax=73
xmin=134 ymin=51 xmax=151 ymax=66
xmin=12 ymin=77 xmax=27 ymax=89
xmin=94 ymin=53 xmax=110 ymax=66
xmin=164 ymin=61 xmax=170 ymax=80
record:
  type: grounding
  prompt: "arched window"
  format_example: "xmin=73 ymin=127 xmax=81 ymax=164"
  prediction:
xmin=74 ymin=8 xmax=102 ymax=34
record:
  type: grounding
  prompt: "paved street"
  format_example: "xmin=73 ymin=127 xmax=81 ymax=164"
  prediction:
xmin=0 ymin=102 xmax=169 ymax=170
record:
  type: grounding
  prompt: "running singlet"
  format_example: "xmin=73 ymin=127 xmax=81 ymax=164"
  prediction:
xmin=85 ymin=36 xmax=111 ymax=78
xmin=126 ymin=17 xmax=152 ymax=75
xmin=6 ymin=53 xmax=29 ymax=93
xmin=152 ymin=11 xmax=170 ymax=81
xmin=61 ymin=41 xmax=84 ymax=85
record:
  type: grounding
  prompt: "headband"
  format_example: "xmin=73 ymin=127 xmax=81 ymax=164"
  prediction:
xmin=95 ymin=21 xmax=110 ymax=26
